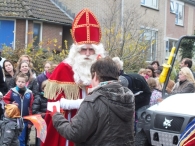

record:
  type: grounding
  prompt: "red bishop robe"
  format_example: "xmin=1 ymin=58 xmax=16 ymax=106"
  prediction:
xmin=41 ymin=62 xmax=82 ymax=146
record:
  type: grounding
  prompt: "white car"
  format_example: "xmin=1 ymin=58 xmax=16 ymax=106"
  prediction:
xmin=135 ymin=93 xmax=195 ymax=146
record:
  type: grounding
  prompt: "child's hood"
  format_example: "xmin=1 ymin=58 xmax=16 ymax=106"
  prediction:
xmin=11 ymin=87 xmax=32 ymax=95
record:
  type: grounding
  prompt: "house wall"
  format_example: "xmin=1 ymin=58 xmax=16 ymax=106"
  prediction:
xmin=129 ymin=0 xmax=166 ymax=64
xmin=42 ymin=22 xmax=63 ymax=51
xmin=60 ymin=0 xmax=166 ymax=63
xmin=60 ymin=0 xmax=195 ymax=64
xmin=15 ymin=20 xmax=69 ymax=50
xmin=15 ymin=19 xmax=26 ymax=48
xmin=166 ymin=2 xmax=195 ymax=38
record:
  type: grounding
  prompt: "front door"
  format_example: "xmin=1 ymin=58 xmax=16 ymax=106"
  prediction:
xmin=0 ymin=20 xmax=14 ymax=49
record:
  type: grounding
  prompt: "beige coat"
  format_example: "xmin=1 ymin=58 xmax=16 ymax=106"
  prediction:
xmin=172 ymin=80 xmax=195 ymax=94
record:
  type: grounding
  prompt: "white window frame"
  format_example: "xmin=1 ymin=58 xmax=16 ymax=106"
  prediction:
xmin=141 ymin=0 xmax=158 ymax=9
xmin=165 ymin=38 xmax=178 ymax=59
xmin=170 ymin=0 xmax=184 ymax=26
xmin=141 ymin=27 xmax=158 ymax=62
xmin=33 ymin=21 xmax=42 ymax=48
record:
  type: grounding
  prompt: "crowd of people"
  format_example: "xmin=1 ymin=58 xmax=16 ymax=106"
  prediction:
xmin=0 ymin=54 xmax=57 ymax=146
xmin=0 ymin=8 xmax=195 ymax=146
xmin=137 ymin=58 xmax=195 ymax=106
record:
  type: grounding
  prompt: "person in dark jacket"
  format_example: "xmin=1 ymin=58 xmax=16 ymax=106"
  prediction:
xmin=32 ymin=80 xmax=48 ymax=117
xmin=2 ymin=60 xmax=16 ymax=88
xmin=112 ymin=57 xmax=151 ymax=111
xmin=51 ymin=57 xmax=135 ymax=146
xmin=3 ymin=73 xmax=34 ymax=146
xmin=172 ymin=67 xmax=195 ymax=94
xmin=32 ymin=80 xmax=48 ymax=146
xmin=0 ymin=104 xmax=22 ymax=146
xmin=37 ymin=61 xmax=57 ymax=92
xmin=0 ymin=92 xmax=4 ymax=120
xmin=151 ymin=60 xmax=160 ymax=71
xmin=175 ymin=58 xmax=195 ymax=82
xmin=8 ymin=61 xmax=39 ymax=96
xmin=0 ymin=66 xmax=8 ymax=95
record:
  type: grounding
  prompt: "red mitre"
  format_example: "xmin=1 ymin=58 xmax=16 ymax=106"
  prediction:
xmin=72 ymin=8 xmax=101 ymax=45
xmin=44 ymin=62 xmax=80 ymax=100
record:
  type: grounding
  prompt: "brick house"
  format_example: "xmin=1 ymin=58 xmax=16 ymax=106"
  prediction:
xmin=0 ymin=0 xmax=74 ymax=50
xmin=58 ymin=0 xmax=195 ymax=63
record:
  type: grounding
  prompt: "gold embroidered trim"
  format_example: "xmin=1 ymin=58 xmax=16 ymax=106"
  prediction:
xmin=72 ymin=8 xmax=101 ymax=44
xmin=44 ymin=80 xmax=80 ymax=100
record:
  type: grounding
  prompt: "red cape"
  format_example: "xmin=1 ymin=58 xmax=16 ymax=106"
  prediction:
xmin=41 ymin=62 xmax=81 ymax=146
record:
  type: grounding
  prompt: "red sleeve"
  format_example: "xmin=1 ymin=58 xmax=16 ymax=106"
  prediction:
xmin=3 ymin=90 xmax=12 ymax=104
xmin=29 ymin=93 xmax=34 ymax=115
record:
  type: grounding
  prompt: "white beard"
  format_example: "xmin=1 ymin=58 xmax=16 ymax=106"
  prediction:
xmin=65 ymin=43 xmax=105 ymax=86
xmin=72 ymin=53 xmax=97 ymax=86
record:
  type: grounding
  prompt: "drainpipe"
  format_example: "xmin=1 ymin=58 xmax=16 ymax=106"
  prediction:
xmin=120 ymin=0 xmax=124 ymax=57
xmin=25 ymin=19 xmax=28 ymax=48
xmin=164 ymin=0 xmax=167 ymax=61
xmin=121 ymin=0 xmax=124 ymax=41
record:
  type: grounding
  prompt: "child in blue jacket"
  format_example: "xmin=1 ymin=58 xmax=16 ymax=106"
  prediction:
xmin=3 ymin=72 xmax=34 ymax=146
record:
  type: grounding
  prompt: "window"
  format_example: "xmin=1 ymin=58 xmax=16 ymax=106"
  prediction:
xmin=170 ymin=0 xmax=184 ymax=26
xmin=166 ymin=39 xmax=178 ymax=59
xmin=141 ymin=29 xmax=158 ymax=62
xmin=33 ymin=22 xmax=42 ymax=47
xmin=141 ymin=0 xmax=158 ymax=9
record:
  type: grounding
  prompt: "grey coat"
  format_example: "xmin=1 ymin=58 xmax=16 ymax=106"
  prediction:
xmin=172 ymin=80 xmax=195 ymax=94
xmin=0 ymin=118 xmax=21 ymax=146
xmin=52 ymin=82 xmax=135 ymax=146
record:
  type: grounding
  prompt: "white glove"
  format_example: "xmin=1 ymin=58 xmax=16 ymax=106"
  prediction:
xmin=60 ymin=98 xmax=84 ymax=110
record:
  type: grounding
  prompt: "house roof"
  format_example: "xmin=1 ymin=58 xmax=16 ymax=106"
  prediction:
xmin=0 ymin=0 xmax=72 ymax=25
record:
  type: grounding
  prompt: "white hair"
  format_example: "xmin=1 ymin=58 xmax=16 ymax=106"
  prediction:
xmin=65 ymin=43 xmax=105 ymax=66
xmin=65 ymin=43 xmax=105 ymax=85
xmin=112 ymin=57 xmax=123 ymax=70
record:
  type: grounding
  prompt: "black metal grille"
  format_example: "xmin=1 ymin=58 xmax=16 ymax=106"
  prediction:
xmin=154 ymin=114 xmax=184 ymax=132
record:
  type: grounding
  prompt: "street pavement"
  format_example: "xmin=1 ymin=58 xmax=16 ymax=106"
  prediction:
xmin=29 ymin=126 xmax=36 ymax=146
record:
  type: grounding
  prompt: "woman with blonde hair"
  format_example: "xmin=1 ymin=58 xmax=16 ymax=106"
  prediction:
xmin=172 ymin=67 xmax=195 ymax=94
xmin=17 ymin=55 xmax=36 ymax=77
xmin=9 ymin=61 xmax=39 ymax=96
xmin=138 ymin=68 xmax=149 ymax=80
xmin=147 ymin=77 xmax=162 ymax=106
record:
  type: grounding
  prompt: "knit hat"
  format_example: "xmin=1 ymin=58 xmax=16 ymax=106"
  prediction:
xmin=5 ymin=104 xmax=21 ymax=118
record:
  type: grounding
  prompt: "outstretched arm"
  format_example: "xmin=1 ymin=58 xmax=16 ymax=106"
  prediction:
xmin=52 ymin=101 xmax=98 ymax=143
xmin=60 ymin=98 xmax=84 ymax=110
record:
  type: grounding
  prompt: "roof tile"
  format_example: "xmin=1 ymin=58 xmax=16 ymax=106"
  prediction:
xmin=0 ymin=0 xmax=72 ymax=25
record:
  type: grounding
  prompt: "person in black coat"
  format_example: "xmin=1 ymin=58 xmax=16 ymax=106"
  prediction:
xmin=0 ymin=65 xmax=8 ymax=95
xmin=32 ymin=80 xmax=48 ymax=146
xmin=32 ymin=80 xmax=48 ymax=117
xmin=112 ymin=57 xmax=151 ymax=111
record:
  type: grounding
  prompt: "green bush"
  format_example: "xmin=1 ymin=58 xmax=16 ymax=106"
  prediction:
xmin=1 ymin=41 xmax=69 ymax=74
